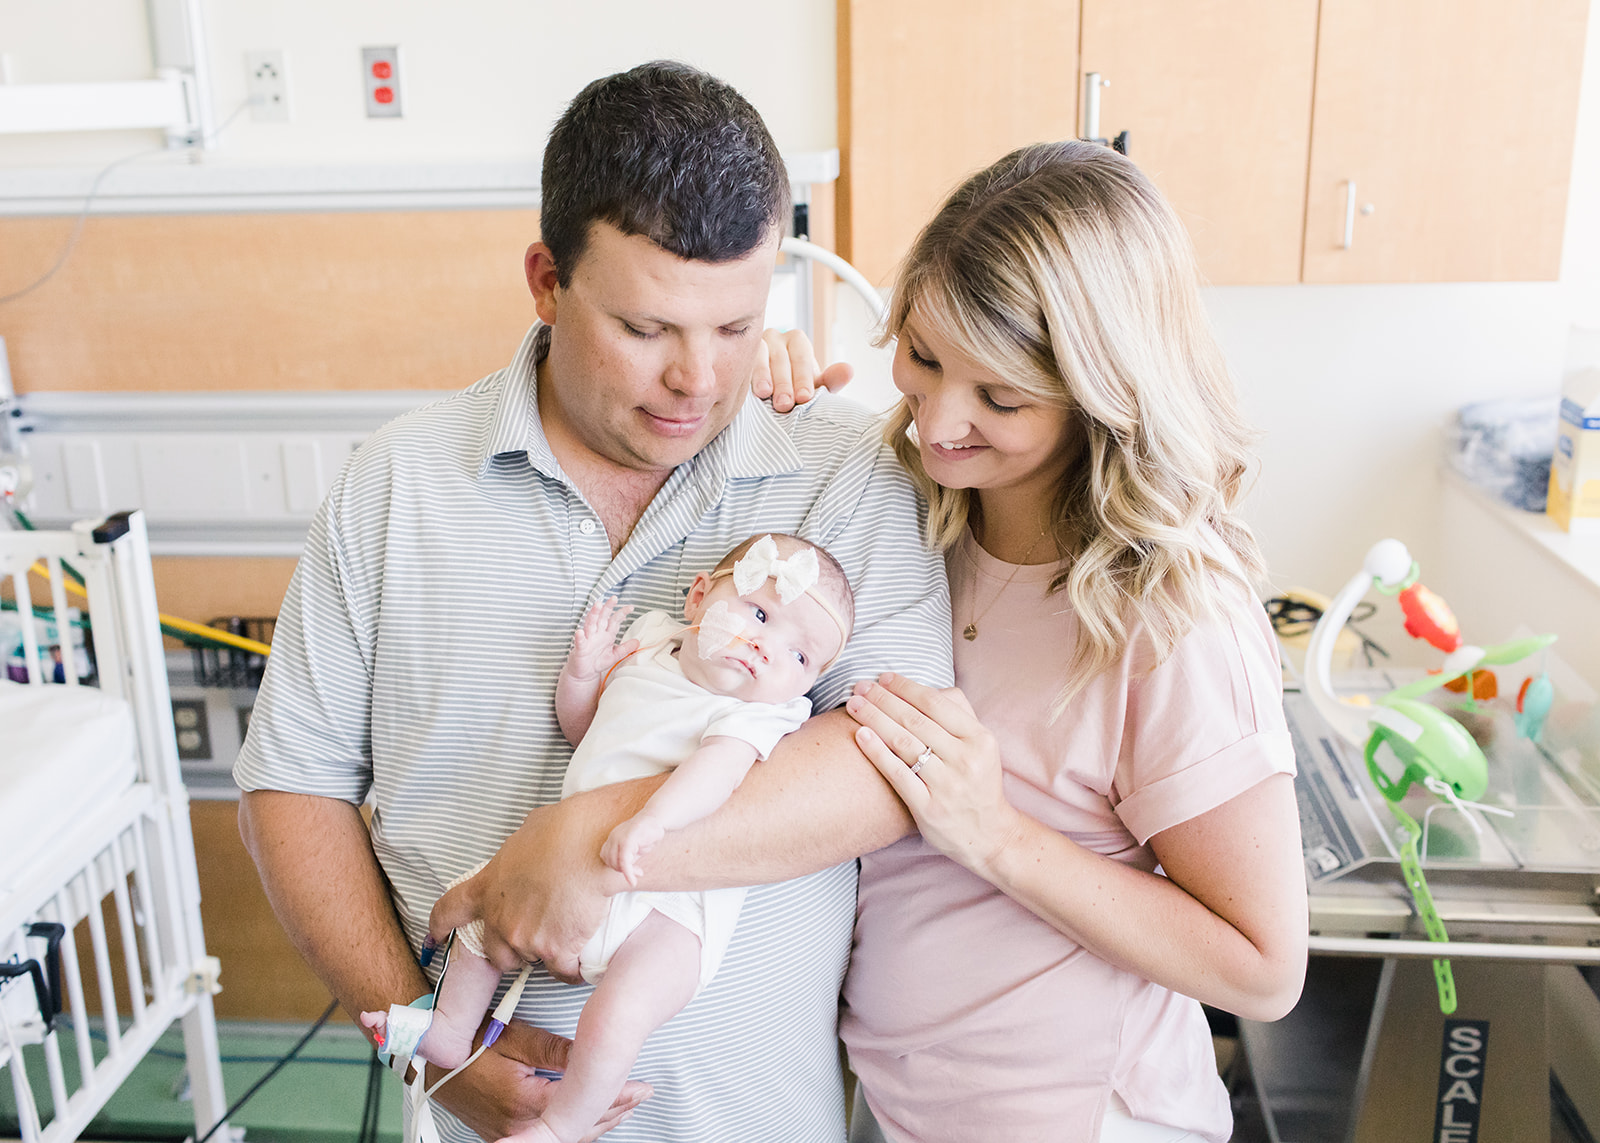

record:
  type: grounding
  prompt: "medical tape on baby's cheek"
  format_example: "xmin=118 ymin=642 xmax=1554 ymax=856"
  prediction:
xmin=696 ymin=599 xmax=745 ymax=659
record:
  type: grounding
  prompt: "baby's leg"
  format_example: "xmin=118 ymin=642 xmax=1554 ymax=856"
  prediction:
xmin=422 ymin=949 xmax=502 ymax=1068
xmin=360 ymin=949 xmax=501 ymax=1070
xmin=508 ymin=909 xmax=701 ymax=1143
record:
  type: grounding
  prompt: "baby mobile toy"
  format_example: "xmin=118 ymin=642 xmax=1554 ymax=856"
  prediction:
xmin=1303 ymin=540 xmax=1555 ymax=1014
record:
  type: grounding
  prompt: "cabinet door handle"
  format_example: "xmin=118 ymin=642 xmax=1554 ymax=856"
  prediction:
xmin=1083 ymin=72 xmax=1109 ymax=141
xmin=1343 ymin=180 xmax=1358 ymax=249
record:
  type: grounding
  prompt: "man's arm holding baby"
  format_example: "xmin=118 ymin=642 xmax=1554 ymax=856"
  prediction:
xmin=431 ymin=708 xmax=914 ymax=978
xmin=638 ymin=710 xmax=915 ymax=880
xmin=239 ymin=790 xmax=647 ymax=1137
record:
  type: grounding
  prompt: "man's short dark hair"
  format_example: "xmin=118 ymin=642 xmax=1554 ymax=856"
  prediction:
xmin=540 ymin=61 xmax=790 ymax=286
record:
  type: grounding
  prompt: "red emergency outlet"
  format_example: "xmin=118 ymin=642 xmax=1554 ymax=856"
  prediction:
xmin=361 ymin=45 xmax=402 ymax=117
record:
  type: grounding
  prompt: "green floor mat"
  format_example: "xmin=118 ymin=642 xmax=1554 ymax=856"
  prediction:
xmin=1 ymin=1020 xmax=402 ymax=1142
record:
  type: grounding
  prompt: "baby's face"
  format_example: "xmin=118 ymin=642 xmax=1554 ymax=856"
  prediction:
xmin=681 ymin=573 xmax=845 ymax=705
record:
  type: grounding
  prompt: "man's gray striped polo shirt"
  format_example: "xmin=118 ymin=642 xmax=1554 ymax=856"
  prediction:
xmin=234 ymin=323 xmax=953 ymax=1143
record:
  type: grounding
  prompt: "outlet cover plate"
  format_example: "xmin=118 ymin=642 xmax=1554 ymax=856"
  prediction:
xmin=361 ymin=45 xmax=402 ymax=118
xmin=244 ymin=49 xmax=290 ymax=123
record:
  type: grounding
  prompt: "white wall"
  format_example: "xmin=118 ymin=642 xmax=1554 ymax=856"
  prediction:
xmin=0 ymin=0 xmax=837 ymax=166
xmin=1210 ymin=284 xmax=1571 ymax=592
xmin=5 ymin=0 xmax=1598 ymax=620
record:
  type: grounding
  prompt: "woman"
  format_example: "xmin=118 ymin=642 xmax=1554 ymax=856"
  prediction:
xmin=838 ymin=141 xmax=1308 ymax=1143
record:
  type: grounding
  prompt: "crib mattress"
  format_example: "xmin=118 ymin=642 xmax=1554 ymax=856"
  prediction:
xmin=0 ymin=680 xmax=138 ymax=891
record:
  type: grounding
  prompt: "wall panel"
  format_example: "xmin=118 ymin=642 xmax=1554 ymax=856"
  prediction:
xmin=1 ymin=208 xmax=540 ymax=392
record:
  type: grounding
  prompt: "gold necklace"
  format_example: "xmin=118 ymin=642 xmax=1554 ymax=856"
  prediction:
xmin=962 ymin=530 xmax=1050 ymax=641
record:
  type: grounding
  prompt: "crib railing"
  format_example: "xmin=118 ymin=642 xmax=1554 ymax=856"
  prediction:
xmin=1 ymin=512 xmax=227 ymax=1143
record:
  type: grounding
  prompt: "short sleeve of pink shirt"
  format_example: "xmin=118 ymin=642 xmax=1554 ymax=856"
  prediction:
xmin=1111 ymin=569 xmax=1296 ymax=845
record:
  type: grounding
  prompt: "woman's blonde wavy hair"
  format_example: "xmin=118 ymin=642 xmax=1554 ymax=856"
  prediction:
xmin=883 ymin=139 xmax=1266 ymax=712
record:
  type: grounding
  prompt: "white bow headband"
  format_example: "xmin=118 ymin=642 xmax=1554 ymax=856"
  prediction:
xmin=733 ymin=534 xmax=818 ymax=603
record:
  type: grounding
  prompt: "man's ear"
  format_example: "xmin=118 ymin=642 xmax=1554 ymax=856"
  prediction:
xmin=526 ymin=242 xmax=560 ymax=325
xmin=683 ymin=572 xmax=715 ymax=622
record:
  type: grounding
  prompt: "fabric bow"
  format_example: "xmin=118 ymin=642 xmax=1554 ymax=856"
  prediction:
xmin=732 ymin=535 xmax=819 ymax=604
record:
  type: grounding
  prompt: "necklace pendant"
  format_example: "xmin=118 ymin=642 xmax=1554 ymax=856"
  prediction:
xmin=962 ymin=623 xmax=978 ymax=641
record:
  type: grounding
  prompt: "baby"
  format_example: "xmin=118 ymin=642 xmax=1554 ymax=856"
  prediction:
xmin=364 ymin=533 xmax=855 ymax=1143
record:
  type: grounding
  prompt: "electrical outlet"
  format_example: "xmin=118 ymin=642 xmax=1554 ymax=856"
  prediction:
xmin=170 ymin=699 xmax=213 ymax=761
xmin=361 ymin=45 xmax=402 ymax=118
xmin=245 ymin=49 xmax=290 ymax=122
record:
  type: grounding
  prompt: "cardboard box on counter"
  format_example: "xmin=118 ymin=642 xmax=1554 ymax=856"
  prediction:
xmin=1549 ymin=329 xmax=1600 ymax=532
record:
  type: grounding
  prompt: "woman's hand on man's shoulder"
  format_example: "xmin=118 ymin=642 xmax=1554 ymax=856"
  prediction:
xmin=751 ymin=328 xmax=855 ymax=412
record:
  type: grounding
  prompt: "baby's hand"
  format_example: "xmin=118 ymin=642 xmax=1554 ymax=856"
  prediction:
xmin=567 ymin=596 xmax=638 ymax=682
xmin=602 ymin=815 xmax=667 ymax=888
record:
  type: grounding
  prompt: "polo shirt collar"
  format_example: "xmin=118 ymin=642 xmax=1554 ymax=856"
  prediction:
xmin=478 ymin=322 xmax=803 ymax=484
xmin=480 ymin=323 xmax=559 ymax=478
xmin=697 ymin=387 xmax=804 ymax=483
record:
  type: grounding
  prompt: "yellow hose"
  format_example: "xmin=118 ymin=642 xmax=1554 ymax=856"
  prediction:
xmin=28 ymin=561 xmax=274 ymax=657
xmin=157 ymin=612 xmax=274 ymax=657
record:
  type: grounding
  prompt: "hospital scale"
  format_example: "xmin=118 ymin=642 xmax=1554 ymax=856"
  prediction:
xmin=1243 ymin=541 xmax=1600 ymax=1143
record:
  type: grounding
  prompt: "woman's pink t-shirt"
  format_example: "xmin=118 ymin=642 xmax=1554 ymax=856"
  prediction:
xmin=841 ymin=531 xmax=1295 ymax=1143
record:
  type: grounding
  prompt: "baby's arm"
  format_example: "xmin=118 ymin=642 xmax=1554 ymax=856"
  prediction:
xmin=602 ymin=736 xmax=760 ymax=887
xmin=555 ymin=597 xmax=638 ymax=747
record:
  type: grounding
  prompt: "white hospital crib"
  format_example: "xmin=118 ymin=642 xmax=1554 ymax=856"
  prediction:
xmin=1 ymin=511 xmax=227 ymax=1142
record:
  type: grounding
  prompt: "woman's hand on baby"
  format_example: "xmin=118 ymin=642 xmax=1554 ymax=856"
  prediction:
xmin=567 ymin=596 xmax=638 ymax=682
xmin=750 ymin=328 xmax=855 ymax=412
xmin=845 ymin=673 xmax=1026 ymax=878
xmin=602 ymin=815 xmax=666 ymax=888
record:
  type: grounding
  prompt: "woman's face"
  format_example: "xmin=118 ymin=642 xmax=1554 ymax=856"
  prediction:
xmin=892 ymin=315 xmax=1076 ymax=503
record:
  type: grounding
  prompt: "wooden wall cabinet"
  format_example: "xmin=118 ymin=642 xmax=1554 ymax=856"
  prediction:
xmin=1301 ymin=0 xmax=1590 ymax=283
xmin=1080 ymin=1 xmax=1319 ymax=285
xmin=840 ymin=0 xmax=1590 ymax=287
xmin=838 ymin=0 xmax=1081 ymax=287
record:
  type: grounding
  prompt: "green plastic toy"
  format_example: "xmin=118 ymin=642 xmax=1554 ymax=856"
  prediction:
xmin=1305 ymin=539 xmax=1557 ymax=1015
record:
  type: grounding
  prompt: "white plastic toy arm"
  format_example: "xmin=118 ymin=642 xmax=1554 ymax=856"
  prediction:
xmin=1304 ymin=539 xmax=1414 ymax=748
xmin=779 ymin=237 xmax=889 ymax=323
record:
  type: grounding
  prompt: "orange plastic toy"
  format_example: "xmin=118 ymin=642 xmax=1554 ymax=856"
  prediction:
xmin=1398 ymin=582 xmax=1462 ymax=653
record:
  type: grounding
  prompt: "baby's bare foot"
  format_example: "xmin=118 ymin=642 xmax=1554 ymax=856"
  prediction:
xmin=358 ymin=1010 xmax=388 ymax=1048
xmin=415 ymin=1006 xmax=479 ymax=1070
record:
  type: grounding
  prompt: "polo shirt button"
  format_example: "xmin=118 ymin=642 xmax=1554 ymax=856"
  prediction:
xmin=578 ymin=519 xmax=597 ymax=536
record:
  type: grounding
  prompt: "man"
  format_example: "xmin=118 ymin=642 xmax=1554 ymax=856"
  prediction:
xmin=236 ymin=61 xmax=949 ymax=1142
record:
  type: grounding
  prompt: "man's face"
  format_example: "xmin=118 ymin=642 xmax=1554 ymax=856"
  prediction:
xmin=530 ymin=221 xmax=779 ymax=475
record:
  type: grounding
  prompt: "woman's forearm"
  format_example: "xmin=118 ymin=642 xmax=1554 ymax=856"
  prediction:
xmin=980 ymin=775 xmax=1307 ymax=1021
xmin=634 ymin=708 xmax=916 ymax=889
